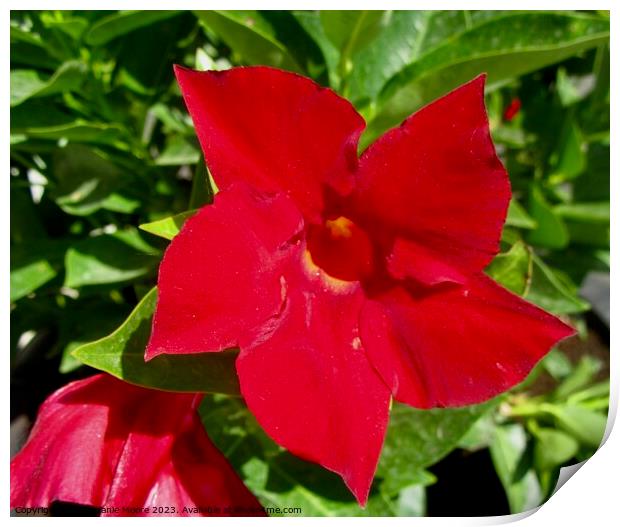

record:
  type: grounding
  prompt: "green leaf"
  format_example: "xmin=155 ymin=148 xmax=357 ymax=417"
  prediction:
xmin=155 ymin=136 xmax=200 ymax=166
xmin=51 ymin=145 xmax=124 ymax=216
xmin=377 ymin=399 xmax=498 ymax=493
xmin=64 ymin=228 xmax=160 ymax=288
xmin=100 ymin=192 xmax=141 ymax=214
xmin=555 ymin=67 xmax=595 ymax=107
xmin=320 ymin=11 xmax=386 ymax=56
xmin=505 ymin=199 xmax=537 ymax=229
xmin=486 ymin=241 xmax=532 ymax=295
xmin=398 ymin=484 xmax=427 ymax=516
xmin=72 ymin=288 xmax=241 ymax=395
xmin=195 ymin=11 xmax=301 ymax=72
xmin=189 ymin=159 xmax=214 ymax=209
xmin=10 ymin=253 xmax=57 ymax=303
xmin=554 ymin=202 xmax=610 ymax=248
xmin=574 ymin=140 xmax=609 ymax=202
xmin=200 ymin=394 xmax=425 ymax=516
xmin=524 ymin=255 xmax=590 ymax=315
xmin=40 ymin=14 xmax=89 ymax=41
xmin=10 ymin=240 xmax=68 ymax=302
xmin=366 ymin=12 xmax=609 ymax=142
xmin=457 ymin=412 xmax=497 ymax=451
xmin=140 ymin=210 xmax=197 ymax=241
xmin=552 ymin=356 xmax=601 ymax=401
xmin=11 ymin=61 xmax=86 ymax=107
xmin=348 ymin=11 xmax=471 ymax=107
xmin=554 ymin=202 xmax=610 ymax=223
xmin=292 ymin=11 xmax=340 ymax=86
xmin=567 ymin=380 xmax=610 ymax=406
xmin=525 ymin=185 xmax=569 ymax=250
xmin=533 ymin=428 xmax=579 ymax=471
xmin=542 ymin=348 xmax=573 ymax=380
xmin=11 ymin=101 xmax=127 ymax=146
xmin=319 ymin=10 xmax=388 ymax=84
xmin=10 ymin=22 xmax=60 ymax=69
xmin=490 ymin=423 xmax=543 ymax=513
xmin=84 ymin=11 xmax=181 ymax=45
xmin=59 ymin=300 xmax=131 ymax=373
xmin=546 ymin=404 xmax=607 ymax=448
xmin=549 ymin=118 xmax=586 ymax=181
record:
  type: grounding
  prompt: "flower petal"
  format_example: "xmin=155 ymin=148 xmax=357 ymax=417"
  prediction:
xmin=10 ymin=374 xmax=263 ymax=516
xmin=146 ymin=183 xmax=303 ymax=359
xmin=360 ymin=275 xmax=575 ymax=408
xmin=236 ymin=249 xmax=391 ymax=506
xmin=352 ymin=75 xmax=510 ymax=284
xmin=175 ymin=65 xmax=366 ymax=222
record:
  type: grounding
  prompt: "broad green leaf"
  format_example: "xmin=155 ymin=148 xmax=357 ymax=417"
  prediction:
xmin=10 ymin=240 xmax=68 ymax=302
xmin=396 ymin=484 xmax=426 ymax=517
xmin=155 ymin=136 xmax=200 ymax=166
xmin=195 ymin=11 xmax=301 ymax=72
xmin=348 ymin=11 xmax=479 ymax=106
xmin=542 ymin=348 xmax=573 ymax=380
xmin=40 ymin=14 xmax=88 ymax=41
xmin=200 ymin=394 xmax=427 ymax=516
xmin=51 ymin=145 xmax=124 ymax=216
xmin=555 ymin=67 xmax=595 ymax=107
xmin=554 ymin=202 xmax=610 ymax=223
xmin=12 ymin=122 xmax=125 ymax=146
xmin=319 ymin=10 xmax=388 ymax=85
xmin=376 ymin=400 xmax=498 ymax=494
xmin=490 ymin=423 xmax=543 ymax=513
xmin=457 ymin=412 xmax=497 ymax=451
xmin=524 ymin=255 xmax=590 ymax=315
xmin=59 ymin=300 xmax=131 ymax=373
xmin=140 ymin=210 xmax=197 ymax=241
xmin=564 ymin=220 xmax=611 ymax=249
xmin=573 ymin=140 xmax=609 ymax=202
xmin=379 ymin=469 xmax=436 ymax=497
xmin=320 ymin=11 xmax=387 ymax=56
xmin=72 ymin=288 xmax=241 ymax=395
xmin=552 ymin=356 xmax=601 ymax=401
xmin=10 ymin=254 xmax=57 ymax=303
xmin=486 ymin=241 xmax=532 ymax=295
xmin=505 ymin=199 xmax=537 ymax=229
xmin=545 ymin=404 xmax=607 ymax=448
xmin=11 ymin=101 xmax=127 ymax=146
xmin=64 ymin=228 xmax=160 ymax=288
xmin=549 ymin=118 xmax=586 ymax=181
xmin=11 ymin=61 xmax=86 ymax=107
xmin=533 ymin=428 xmax=579 ymax=471
xmin=567 ymin=380 xmax=610 ymax=406
xmin=149 ymin=103 xmax=194 ymax=135
xmin=10 ymin=37 xmax=60 ymax=70
xmin=526 ymin=185 xmax=569 ymax=250
xmin=113 ymin=13 xmax=188 ymax=96
xmin=189 ymin=159 xmax=214 ymax=209
xmin=367 ymin=12 xmax=609 ymax=142
xmin=84 ymin=10 xmax=181 ymax=45
xmin=292 ymin=11 xmax=340 ymax=87
xmin=100 ymin=192 xmax=141 ymax=214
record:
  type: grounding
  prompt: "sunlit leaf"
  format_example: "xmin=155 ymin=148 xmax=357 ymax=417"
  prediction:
xmin=72 ymin=288 xmax=241 ymax=395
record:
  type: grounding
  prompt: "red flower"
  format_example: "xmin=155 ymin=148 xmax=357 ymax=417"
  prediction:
xmin=503 ymin=97 xmax=522 ymax=121
xmin=10 ymin=374 xmax=264 ymax=516
xmin=146 ymin=66 xmax=574 ymax=505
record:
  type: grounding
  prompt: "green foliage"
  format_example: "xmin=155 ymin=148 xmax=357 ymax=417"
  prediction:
xmin=10 ymin=10 xmax=609 ymax=517
xmin=72 ymin=288 xmax=240 ymax=394
xmin=490 ymin=423 xmax=543 ymax=513
xmin=200 ymin=394 xmax=495 ymax=516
